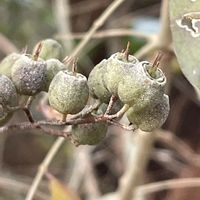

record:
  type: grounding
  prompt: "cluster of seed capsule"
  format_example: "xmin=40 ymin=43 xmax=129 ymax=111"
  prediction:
xmin=88 ymin=45 xmax=170 ymax=132
xmin=0 ymin=39 xmax=169 ymax=145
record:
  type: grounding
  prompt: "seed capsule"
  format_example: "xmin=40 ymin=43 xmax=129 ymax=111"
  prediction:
xmin=33 ymin=39 xmax=63 ymax=60
xmin=71 ymin=121 xmax=108 ymax=145
xmin=43 ymin=58 xmax=67 ymax=91
xmin=126 ymin=94 xmax=170 ymax=132
xmin=48 ymin=71 xmax=89 ymax=114
xmin=71 ymin=105 xmax=108 ymax=145
xmin=88 ymin=59 xmax=111 ymax=103
xmin=0 ymin=53 xmax=21 ymax=78
xmin=0 ymin=74 xmax=18 ymax=107
xmin=11 ymin=55 xmax=47 ymax=96
xmin=104 ymin=52 xmax=139 ymax=96
xmin=118 ymin=61 xmax=166 ymax=110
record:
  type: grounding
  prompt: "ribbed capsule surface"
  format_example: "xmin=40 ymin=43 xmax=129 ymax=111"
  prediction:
xmin=33 ymin=39 xmax=63 ymax=60
xmin=11 ymin=55 xmax=47 ymax=96
xmin=43 ymin=58 xmax=67 ymax=91
xmin=72 ymin=121 xmax=108 ymax=145
xmin=0 ymin=74 xmax=18 ymax=107
xmin=104 ymin=52 xmax=139 ymax=96
xmin=118 ymin=61 xmax=166 ymax=110
xmin=48 ymin=71 xmax=89 ymax=114
xmin=127 ymin=94 xmax=170 ymax=132
xmin=88 ymin=59 xmax=111 ymax=103
xmin=0 ymin=53 xmax=21 ymax=78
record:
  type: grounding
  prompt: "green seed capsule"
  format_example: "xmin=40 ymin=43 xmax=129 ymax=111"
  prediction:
xmin=71 ymin=121 xmax=108 ymax=145
xmin=0 ymin=53 xmax=21 ymax=78
xmin=0 ymin=74 xmax=18 ymax=107
xmin=33 ymin=39 xmax=63 ymax=60
xmin=126 ymin=94 xmax=170 ymax=132
xmin=71 ymin=106 xmax=108 ymax=145
xmin=88 ymin=59 xmax=111 ymax=103
xmin=118 ymin=61 xmax=166 ymax=110
xmin=43 ymin=58 xmax=67 ymax=91
xmin=104 ymin=52 xmax=139 ymax=96
xmin=11 ymin=55 xmax=47 ymax=96
xmin=48 ymin=71 xmax=89 ymax=114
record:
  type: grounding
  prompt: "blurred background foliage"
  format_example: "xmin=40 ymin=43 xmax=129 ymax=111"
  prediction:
xmin=0 ymin=0 xmax=200 ymax=200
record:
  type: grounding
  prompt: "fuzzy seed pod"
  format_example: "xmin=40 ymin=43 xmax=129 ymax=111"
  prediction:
xmin=126 ymin=94 xmax=170 ymax=132
xmin=43 ymin=58 xmax=67 ymax=91
xmin=104 ymin=52 xmax=139 ymax=96
xmin=11 ymin=55 xmax=47 ymax=96
xmin=71 ymin=121 xmax=108 ymax=145
xmin=48 ymin=71 xmax=89 ymax=114
xmin=0 ymin=53 xmax=21 ymax=78
xmin=88 ymin=60 xmax=111 ymax=103
xmin=0 ymin=74 xmax=18 ymax=107
xmin=118 ymin=61 xmax=166 ymax=110
xmin=33 ymin=39 xmax=63 ymax=60
xmin=71 ymin=106 xmax=108 ymax=145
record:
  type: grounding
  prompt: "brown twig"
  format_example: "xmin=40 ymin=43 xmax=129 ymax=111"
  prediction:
xmin=0 ymin=176 xmax=48 ymax=200
xmin=63 ymin=0 xmax=126 ymax=61
xmin=33 ymin=42 xmax=42 ymax=61
xmin=107 ymin=120 xmax=135 ymax=131
xmin=105 ymin=95 xmax=118 ymax=115
xmin=124 ymin=41 xmax=130 ymax=61
xmin=156 ymin=130 xmax=200 ymax=168
xmin=56 ymin=28 xmax=153 ymax=41
xmin=136 ymin=178 xmax=200 ymax=196
xmin=22 ymin=97 xmax=35 ymax=123
xmin=0 ymin=104 xmax=130 ymax=135
xmin=70 ymin=0 xmax=109 ymax=16
xmin=71 ymin=100 xmax=101 ymax=120
xmin=25 ymin=137 xmax=65 ymax=200
xmin=0 ymin=33 xmax=18 ymax=55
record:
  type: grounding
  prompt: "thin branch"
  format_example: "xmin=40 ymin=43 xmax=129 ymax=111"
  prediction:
xmin=0 ymin=176 xmax=48 ymax=200
xmin=156 ymin=130 xmax=200 ymax=168
xmin=104 ymin=104 xmax=129 ymax=119
xmin=119 ymin=130 xmax=157 ymax=200
xmin=22 ymin=96 xmax=35 ymax=123
xmin=134 ymin=0 xmax=172 ymax=60
xmin=0 ymin=106 xmax=130 ymax=134
xmin=71 ymin=100 xmax=101 ymax=120
xmin=25 ymin=137 xmax=65 ymax=200
xmin=70 ymin=0 xmax=109 ymax=16
xmin=158 ymin=0 xmax=171 ymax=48
xmin=136 ymin=178 xmax=200 ymax=195
xmin=56 ymin=28 xmax=154 ymax=41
xmin=0 ymin=33 xmax=18 ymax=55
xmin=82 ymin=147 xmax=101 ymax=200
xmin=53 ymin=0 xmax=73 ymax=53
xmin=64 ymin=0 xmax=126 ymax=60
xmin=105 ymin=95 xmax=118 ymax=115
xmin=134 ymin=39 xmax=158 ymax=60
xmin=107 ymin=120 xmax=136 ymax=131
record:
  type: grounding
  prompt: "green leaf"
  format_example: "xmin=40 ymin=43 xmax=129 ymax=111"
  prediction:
xmin=170 ymin=0 xmax=200 ymax=90
xmin=48 ymin=174 xmax=80 ymax=200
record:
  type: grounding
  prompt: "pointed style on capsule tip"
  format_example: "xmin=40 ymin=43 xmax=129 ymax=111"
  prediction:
xmin=124 ymin=41 xmax=130 ymax=61
xmin=33 ymin=42 xmax=42 ymax=61
xmin=72 ymin=58 xmax=78 ymax=75
xmin=148 ymin=51 xmax=163 ymax=78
